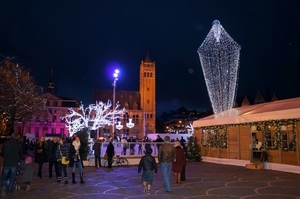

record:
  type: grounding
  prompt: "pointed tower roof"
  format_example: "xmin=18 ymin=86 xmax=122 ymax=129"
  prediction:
xmin=144 ymin=53 xmax=152 ymax=63
xmin=271 ymin=93 xmax=278 ymax=102
xmin=241 ymin=96 xmax=250 ymax=107
xmin=253 ymin=90 xmax=265 ymax=104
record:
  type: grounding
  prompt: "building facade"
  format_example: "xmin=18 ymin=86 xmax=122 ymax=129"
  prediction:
xmin=14 ymin=75 xmax=78 ymax=140
xmin=92 ymin=54 xmax=156 ymax=139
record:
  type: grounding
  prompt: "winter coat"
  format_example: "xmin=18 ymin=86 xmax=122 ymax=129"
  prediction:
xmin=1 ymin=138 xmax=23 ymax=167
xmin=46 ymin=141 xmax=58 ymax=162
xmin=106 ymin=142 xmax=115 ymax=158
xmin=172 ymin=146 xmax=185 ymax=172
xmin=158 ymin=142 xmax=176 ymax=163
xmin=69 ymin=143 xmax=84 ymax=167
xmin=56 ymin=142 xmax=70 ymax=162
xmin=138 ymin=154 xmax=157 ymax=173
xmin=22 ymin=162 xmax=34 ymax=182
xmin=93 ymin=141 xmax=101 ymax=155
xmin=34 ymin=142 xmax=48 ymax=163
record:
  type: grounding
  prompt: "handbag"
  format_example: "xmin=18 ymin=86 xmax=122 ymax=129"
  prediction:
xmin=104 ymin=153 xmax=108 ymax=160
xmin=59 ymin=145 xmax=69 ymax=165
xmin=62 ymin=156 xmax=69 ymax=165
xmin=73 ymin=153 xmax=79 ymax=162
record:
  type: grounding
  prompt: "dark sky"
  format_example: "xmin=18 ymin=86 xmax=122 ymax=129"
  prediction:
xmin=1 ymin=1 xmax=300 ymax=115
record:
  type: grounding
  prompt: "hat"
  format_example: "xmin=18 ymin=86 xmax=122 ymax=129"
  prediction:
xmin=25 ymin=156 xmax=32 ymax=163
xmin=164 ymin=136 xmax=170 ymax=142
xmin=174 ymin=141 xmax=181 ymax=148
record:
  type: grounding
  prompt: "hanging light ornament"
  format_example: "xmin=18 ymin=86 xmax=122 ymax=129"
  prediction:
xmin=197 ymin=20 xmax=241 ymax=114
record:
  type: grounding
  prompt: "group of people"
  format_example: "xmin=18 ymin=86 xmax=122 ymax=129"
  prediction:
xmin=138 ymin=135 xmax=187 ymax=195
xmin=34 ymin=134 xmax=85 ymax=184
xmin=0 ymin=130 xmax=86 ymax=197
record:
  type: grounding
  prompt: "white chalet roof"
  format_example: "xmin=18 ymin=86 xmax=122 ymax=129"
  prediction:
xmin=193 ymin=97 xmax=300 ymax=127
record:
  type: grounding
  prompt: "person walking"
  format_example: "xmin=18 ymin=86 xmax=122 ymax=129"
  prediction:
xmin=56 ymin=137 xmax=70 ymax=184
xmin=138 ymin=147 xmax=157 ymax=195
xmin=34 ymin=136 xmax=48 ymax=178
xmin=92 ymin=138 xmax=102 ymax=168
xmin=172 ymin=141 xmax=185 ymax=184
xmin=106 ymin=142 xmax=115 ymax=168
xmin=46 ymin=137 xmax=59 ymax=179
xmin=158 ymin=136 xmax=176 ymax=193
xmin=22 ymin=156 xmax=34 ymax=191
xmin=70 ymin=137 xmax=85 ymax=184
xmin=0 ymin=130 xmax=23 ymax=197
xmin=180 ymin=141 xmax=187 ymax=181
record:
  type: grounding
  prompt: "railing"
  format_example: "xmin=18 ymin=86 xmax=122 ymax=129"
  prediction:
xmin=98 ymin=142 xmax=167 ymax=157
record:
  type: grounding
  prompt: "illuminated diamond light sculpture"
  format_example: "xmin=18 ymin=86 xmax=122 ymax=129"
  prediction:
xmin=197 ymin=20 xmax=241 ymax=114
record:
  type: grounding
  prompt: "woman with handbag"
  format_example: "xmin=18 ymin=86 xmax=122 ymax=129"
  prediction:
xmin=55 ymin=137 xmax=70 ymax=184
xmin=69 ymin=137 xmax=85 ymax=184
xmin=34 ymin=137 xmax=47 ymax=178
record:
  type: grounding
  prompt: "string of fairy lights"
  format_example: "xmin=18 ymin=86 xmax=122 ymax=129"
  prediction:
xmin=199 ymin=119 xmax=298 ymax=151
xmin=197 ymin=20 xmax=241 ymax=114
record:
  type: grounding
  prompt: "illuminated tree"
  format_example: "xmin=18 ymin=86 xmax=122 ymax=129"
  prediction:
xmin=0 ymin=58 xmax=46 ymax=134
xmin=197 ymin=20 xmax=241 ymax=114
xmin=62 ymin=100 xmax=126 ymax=136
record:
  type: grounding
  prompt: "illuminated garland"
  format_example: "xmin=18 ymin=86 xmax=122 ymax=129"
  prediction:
xmin=197 ymin=20 xmax=241 ymax=114
xmin=199 ymin=119 xmax=298 ymax=151
xmin=62 ymin=100 xmax=126 ymax=136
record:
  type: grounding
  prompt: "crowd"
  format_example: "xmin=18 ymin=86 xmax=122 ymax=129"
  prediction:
xmin=0 ymin=129 xmax=87 ymax=197
xmin=0 ymin=129 xmax=188 ymax=197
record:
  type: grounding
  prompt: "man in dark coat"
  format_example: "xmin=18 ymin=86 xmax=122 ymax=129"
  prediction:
xmin=93 ymin=138 xmax=102 ymax=168
xmin=46 ymin=137 xmax=59 ymax=178
xmin=106 ymin=142 xmax=115 ymax=168
xmin=1 ymin=130 xmax=23 ymax=197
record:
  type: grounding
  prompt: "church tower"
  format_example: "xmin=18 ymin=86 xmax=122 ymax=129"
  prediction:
xmin=139 ymin=53 xmax=156 ymax=134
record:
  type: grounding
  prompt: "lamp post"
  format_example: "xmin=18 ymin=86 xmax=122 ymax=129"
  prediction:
xmin=112 ymin=69 xmax=119 ymax=138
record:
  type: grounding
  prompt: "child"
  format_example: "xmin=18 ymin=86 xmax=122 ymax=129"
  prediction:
xmin=138 ymin=147 xmax=157 ymax=195
xmin=22 ymin=156 xmax=34 ymax=191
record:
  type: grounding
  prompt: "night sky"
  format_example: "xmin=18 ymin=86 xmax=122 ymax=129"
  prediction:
xmin=1 ymin=1 xmax=300 ymax=115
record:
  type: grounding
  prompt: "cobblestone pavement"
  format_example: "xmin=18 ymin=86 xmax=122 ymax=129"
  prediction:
xmin=1 ymin=161 xmax=300 ymax=199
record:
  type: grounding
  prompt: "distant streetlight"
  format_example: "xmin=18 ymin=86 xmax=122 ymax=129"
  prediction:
xmin=112 ymin=69 xmax=119 ymax=138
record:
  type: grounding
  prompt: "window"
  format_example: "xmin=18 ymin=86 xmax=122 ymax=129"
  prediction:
xmin=53 ymin=101 xmax=58 ymax=106
xmin=133 ymin=114 xmax=139 ymax=125
xmin=281 ymin=124 xmax=296 ymax=151
xmin=265 ymin=125 xmax=277 ymax=149
xmin=202 ymin=130 xmax=208 ymax=146
xmin=52 ymin=115 xmax=57 ymax=122
xmin=60 ymin=128 xmax=64 ymax=134
xmin=202 ymin=127 xmax=227 ymax=148
xmin=147 ymin=88 xmax=149 ymax=91
xmin=144 ymin=72 xmax=146 ymax=77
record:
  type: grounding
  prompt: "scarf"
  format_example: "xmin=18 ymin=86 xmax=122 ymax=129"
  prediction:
xmin=72 ymin=140 xmax=81 ymax=151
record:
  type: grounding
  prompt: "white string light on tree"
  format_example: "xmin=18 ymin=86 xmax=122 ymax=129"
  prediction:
xmin=197 ymin=20 xmax=241 ymax=114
